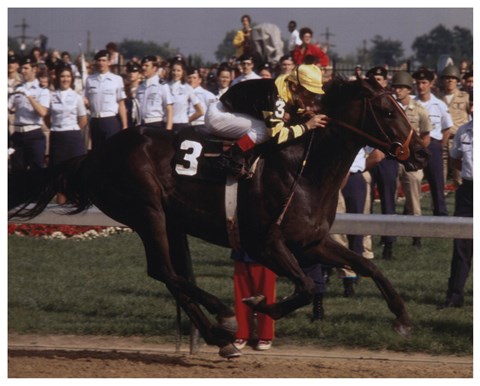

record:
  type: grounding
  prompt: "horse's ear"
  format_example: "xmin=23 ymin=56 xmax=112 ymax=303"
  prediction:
xmin=322 ymin=76 xmax=350 ymax=110
xmin=322 ymin=75 xmax=343 ymax=94
xmin=335 ymin=73 xmax=348 ymax=82
xmin=361 ymin=76 xmax=384 ymax=94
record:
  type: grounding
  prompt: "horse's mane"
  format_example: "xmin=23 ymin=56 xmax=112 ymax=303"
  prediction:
xmin=321 ymin=76 xmax=377 ymax=117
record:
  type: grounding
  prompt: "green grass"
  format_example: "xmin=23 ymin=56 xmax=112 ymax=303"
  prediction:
xmin=8 ymin=190 xmax=472 ymax=355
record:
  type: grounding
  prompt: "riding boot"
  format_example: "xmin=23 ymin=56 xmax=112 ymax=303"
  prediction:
xmin=216 ymin=134 xmax=255 ymax=179
xmin=311 ymin=293 xmax=324 ymax=321
xmin=343 ymin=277 xmax=356 ymax=298
xmin=382 ymin=242 xmax=394 ymax=260
xmin=216 ymin=144 xmax=248 ymax=179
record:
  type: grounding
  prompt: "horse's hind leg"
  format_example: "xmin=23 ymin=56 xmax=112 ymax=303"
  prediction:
xmin=139 ymin=227 xmax=238 ymax=354
xmin=311 ymin=236 xmax=412 ymax=337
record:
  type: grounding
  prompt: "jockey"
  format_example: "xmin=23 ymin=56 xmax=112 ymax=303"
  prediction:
xmin=204 ymin=63 xmax=328 ymax=178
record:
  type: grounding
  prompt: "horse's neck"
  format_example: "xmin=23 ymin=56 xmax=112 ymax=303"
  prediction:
xmin=303 ymin=129 xmax=361 ymax=188
xmin=259 ymin=130 xmax=362 ymax=205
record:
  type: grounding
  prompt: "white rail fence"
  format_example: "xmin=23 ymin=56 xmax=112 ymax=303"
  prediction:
xmin=9 ymin=205 xmax=473 ymax=239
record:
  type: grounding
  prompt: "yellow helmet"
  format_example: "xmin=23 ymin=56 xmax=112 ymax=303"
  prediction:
xmin=287 ymin=64 xmax=325 ymax=95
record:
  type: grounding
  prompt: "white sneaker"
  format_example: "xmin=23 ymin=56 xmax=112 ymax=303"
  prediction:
xmin=255 ymin=340 xmax=272 ymax=351
xmin=233 ymin=339 xmax=247 ymax=350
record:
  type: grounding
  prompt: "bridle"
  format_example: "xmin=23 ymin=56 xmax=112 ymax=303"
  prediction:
xmin=327 ymin=89 xmax=414 ymax=161
xmin=276 ymin=81 xmax=415 ymax=226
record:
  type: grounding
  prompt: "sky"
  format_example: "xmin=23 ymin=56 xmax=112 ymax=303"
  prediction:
xmin=6 ymin=4 xmax=475 ymax=63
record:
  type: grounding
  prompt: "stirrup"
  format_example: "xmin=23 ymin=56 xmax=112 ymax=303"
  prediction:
xmin=216 ymin=145 xmax=250 ymax=179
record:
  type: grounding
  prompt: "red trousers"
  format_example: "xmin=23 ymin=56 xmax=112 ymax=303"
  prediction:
xmin=233 ymin=261 xmax=276 ymax=340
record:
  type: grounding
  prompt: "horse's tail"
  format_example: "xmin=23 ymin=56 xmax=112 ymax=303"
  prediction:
xmin=8 ymin=154 xmax=91 ymax=220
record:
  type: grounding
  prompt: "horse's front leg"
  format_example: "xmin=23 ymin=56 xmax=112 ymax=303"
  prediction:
xmin=243 ymin=225 xmax=317 ymax=320
xmin=310 ymin=235 xmax=412 ymax=338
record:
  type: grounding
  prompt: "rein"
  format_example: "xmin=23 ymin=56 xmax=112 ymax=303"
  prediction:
xmin=275 ymin=130 xmax=315 ymax=226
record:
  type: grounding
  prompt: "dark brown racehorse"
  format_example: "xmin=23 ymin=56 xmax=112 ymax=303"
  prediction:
xmin=9 ymin=77 xmax=429 ymax=358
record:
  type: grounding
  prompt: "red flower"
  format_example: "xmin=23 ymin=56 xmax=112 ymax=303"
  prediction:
xmin=8 ymin=224 xmax=129 ymax=239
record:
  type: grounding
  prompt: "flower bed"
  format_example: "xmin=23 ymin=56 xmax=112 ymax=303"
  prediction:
xmin=8 ymin=223 xmax=132 ymax=240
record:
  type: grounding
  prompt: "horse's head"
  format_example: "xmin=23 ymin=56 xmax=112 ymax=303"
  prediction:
xmin=322 ymin=77 xmax=430 ymax=171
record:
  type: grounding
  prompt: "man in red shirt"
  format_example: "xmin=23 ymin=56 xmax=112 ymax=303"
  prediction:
xmin=293 ymin=27 xmax=329 ymax=67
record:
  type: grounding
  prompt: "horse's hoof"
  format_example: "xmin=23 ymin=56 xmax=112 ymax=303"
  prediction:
xmin=393 ymin=320 xmax=413 ymax=339
xmin=219 ymin=344 xmax=242 ymax=359
xmin=243 ymin=294 xmax=266 ymax=308
xmin=216 ymin=315 xmax=238 ymax=334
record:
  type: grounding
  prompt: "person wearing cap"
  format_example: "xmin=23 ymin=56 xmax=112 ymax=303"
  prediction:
xmin=365 ymin=66 xmax=388 ymax=87
xmin=204 ymin=63 xmax=328 ymax=178
xmin=366 ymin=66 xmax=398 ymax=259
xmin=391 ymin=71 xmax=432 ymax=248
xmin=84 ymin=49 xmax=128 ymax=150
xmin=231 ymin=54 xmax=261 ymax=86
xmin=292 ymin=27 xmax=329 ymax=68
xmin=186 ymin=66 xmax=216 ymax=126
xmin=258 ymin=63 xmax=274 ymax=79
xmin=167 ymin=57 xmax=203 ymax=133
xmin=8 ymin=54 xmax=22 ymax=95
xmin=136 ymin=56 xmax=173 ymax=130
xmin=440 ymin=65 xmax=471 ymax=188
xmin=124 ymin=61 xmax=143 ymax=127
xmin=8 ymin=54 xmax=23 ymax=137
xmin=413 ymin=66 xmax=453 ymax=216
xmin=8 ymin=55 xmax=50 ymax=171
xmin=439 ymin=118 xmax=473 ymax=309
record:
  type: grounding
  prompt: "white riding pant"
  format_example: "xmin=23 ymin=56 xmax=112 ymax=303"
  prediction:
xmin=204 ymin=101 xmax=270 ymax=144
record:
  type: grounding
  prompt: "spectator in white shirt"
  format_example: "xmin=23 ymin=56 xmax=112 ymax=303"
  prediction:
xmin=287 ymin=20 xmax=302 ymax=53
xmin=231 ymin=54 xmax=261 ymax=86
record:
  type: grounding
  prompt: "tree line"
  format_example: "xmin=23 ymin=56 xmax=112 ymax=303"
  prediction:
xmin=8 ymin=23 xmax=472 ymax=69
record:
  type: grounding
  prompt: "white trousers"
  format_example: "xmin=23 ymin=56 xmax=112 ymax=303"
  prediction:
xmin=204 ymin=101 xmax=270 ymax=144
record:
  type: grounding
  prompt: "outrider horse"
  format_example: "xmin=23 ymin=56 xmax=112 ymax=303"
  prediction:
xmin=9 ymin=77 xmax=429 ymax=358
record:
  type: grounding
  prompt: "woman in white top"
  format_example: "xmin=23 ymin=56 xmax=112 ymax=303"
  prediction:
xmin=49 ymin=64 xmax=88 ymax=202
xmin=167 ymin=58 xmax=203 ymax=133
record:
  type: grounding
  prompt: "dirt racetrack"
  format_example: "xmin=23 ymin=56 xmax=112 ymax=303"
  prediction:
xmin=8 ymin=333 xmax=473 ymax=378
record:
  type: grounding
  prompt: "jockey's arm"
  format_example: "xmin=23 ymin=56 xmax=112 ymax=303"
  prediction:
xmin=266 ymin=112 xmax=328 ymax=144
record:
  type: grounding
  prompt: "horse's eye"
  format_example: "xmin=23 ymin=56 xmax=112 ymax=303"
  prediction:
xmin=385 ymin=110 xmax=394 ymax=118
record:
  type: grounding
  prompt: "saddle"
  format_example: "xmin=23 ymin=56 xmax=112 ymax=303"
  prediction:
xmin=172 ymin=126 xmax=256 ymax=182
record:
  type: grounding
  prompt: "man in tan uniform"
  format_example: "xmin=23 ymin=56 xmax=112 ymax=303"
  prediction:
xmin=440 ymin=65 xmax=471 ymax=187
xmin=391 ymin=71 xmax=431 ymax=247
